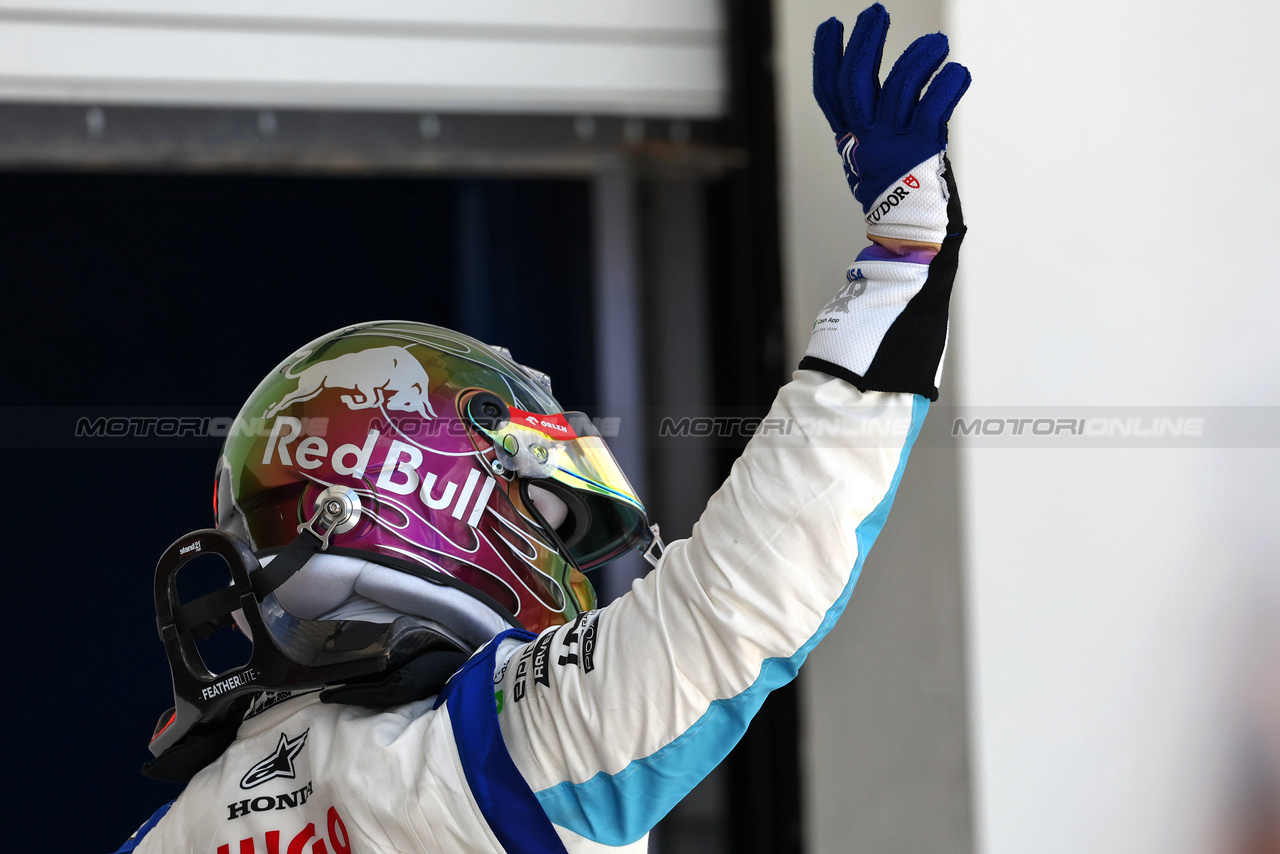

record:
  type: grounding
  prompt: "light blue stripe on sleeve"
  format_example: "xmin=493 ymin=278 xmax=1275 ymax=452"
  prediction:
xmin=535 ymin=395 xmax=931 ymax=846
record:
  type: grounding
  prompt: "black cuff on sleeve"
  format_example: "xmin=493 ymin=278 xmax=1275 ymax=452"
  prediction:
xmin=797 ymin=355 xmax=873 ymax=393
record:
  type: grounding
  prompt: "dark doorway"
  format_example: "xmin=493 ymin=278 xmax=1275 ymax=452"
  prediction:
xmin=0 ymin=171 xmax=596 ymax=852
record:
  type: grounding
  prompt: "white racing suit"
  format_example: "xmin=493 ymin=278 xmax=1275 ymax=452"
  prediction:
xmin=120 ymin=169 xmax=964 ymax=854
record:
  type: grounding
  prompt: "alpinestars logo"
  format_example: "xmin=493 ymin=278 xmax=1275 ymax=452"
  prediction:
xmin=240 ymin=730 xmax=309 ymax=790
xmin=839 ymin=132 xmax=860 ymax=178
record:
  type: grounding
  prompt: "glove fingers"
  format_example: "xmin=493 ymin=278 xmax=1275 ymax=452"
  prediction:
xmin=812 ymin=17 xmax=848 ymax=134
xmin=882 ymin=32 xmax=950 ymax=130
xmin=916 ymin=61 xmax=972 ymax=144
xmin=838 ymin=3 xmax=890 ymax=126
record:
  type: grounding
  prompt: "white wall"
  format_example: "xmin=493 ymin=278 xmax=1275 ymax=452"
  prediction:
xmin=778 ymin=1 xmax=1280 ymax=853
xmin=0 ymin=0 xmax=725 ymax=115
xmin=775 ymin=3 xmax=975 ymax=853
xmin=949 ymin=0 xmax=1280 ymax=852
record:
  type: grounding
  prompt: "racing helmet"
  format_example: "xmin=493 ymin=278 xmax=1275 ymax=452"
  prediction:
xmin=145 ymin=321 xmax=652 ymax=776
xmin=218 ymin=320 xmax=650 ymax=633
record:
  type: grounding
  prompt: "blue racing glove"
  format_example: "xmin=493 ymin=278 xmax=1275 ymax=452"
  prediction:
xmin=813 ymin=4 xmax=970 ymax=243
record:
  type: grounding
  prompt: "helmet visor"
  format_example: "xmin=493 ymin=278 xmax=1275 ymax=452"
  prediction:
xmin=476 ymin=406 xmax=650 ymax=569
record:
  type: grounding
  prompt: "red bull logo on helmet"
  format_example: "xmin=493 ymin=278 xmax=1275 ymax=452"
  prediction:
xmin=261 ymin=421 xmax=495 ymax=528
xmin=217 ymin=321 xmax=598 ymax=633
xmin=265 ymin=346 xmax=437 ymax=419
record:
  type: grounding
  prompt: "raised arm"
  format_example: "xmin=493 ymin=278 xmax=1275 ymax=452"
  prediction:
xmin=484 ymin=5 xmax=971 ymax=847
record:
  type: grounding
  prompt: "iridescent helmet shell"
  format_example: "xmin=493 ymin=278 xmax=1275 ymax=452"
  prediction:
xmin=215 ymin=321 xmax=650 ymax=634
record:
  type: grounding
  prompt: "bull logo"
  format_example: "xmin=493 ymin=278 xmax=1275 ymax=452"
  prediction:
xmin=265 ymin=346 xmax=437 ymax=419
xmin=821 ymin=269 xmax=869 ymax=316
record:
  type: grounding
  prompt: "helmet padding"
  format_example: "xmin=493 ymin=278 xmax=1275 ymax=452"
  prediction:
xmin=268 ymin=553 xmax=516 ymax=651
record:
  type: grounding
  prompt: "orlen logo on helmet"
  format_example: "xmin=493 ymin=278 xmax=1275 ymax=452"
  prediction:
xmin=511 ymin=408 xmax=576 ymax=439
xmin=265 ymin=346 xmax=437 ymax=419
